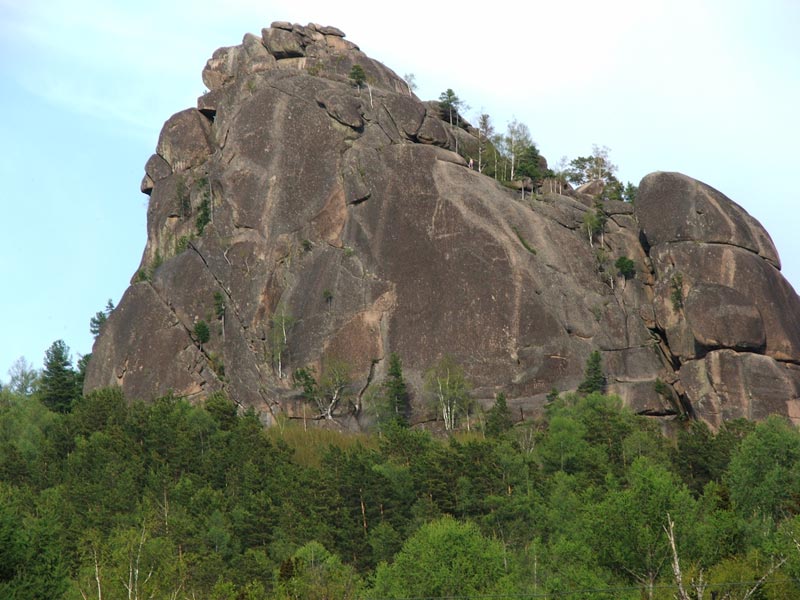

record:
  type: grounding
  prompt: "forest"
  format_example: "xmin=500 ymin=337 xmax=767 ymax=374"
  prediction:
xmin=3 ymin=365 xmax=800 ymax=599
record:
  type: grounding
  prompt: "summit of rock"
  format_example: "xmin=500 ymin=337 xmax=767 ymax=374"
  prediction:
xmin=86 ymin=24 xmax=800 ymax=430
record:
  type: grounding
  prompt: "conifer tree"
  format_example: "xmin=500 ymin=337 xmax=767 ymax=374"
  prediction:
xmin=485 ymin=392 xmax=513 ymax=437
xmin=578 ymin=350 xmax=606 ymax=395
xmin=382 ymin=353 xmax=410 ymax=426
xmin=40 ymin=340 xmax=78 ymax=413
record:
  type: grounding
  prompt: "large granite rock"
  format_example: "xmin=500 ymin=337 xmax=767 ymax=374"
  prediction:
xmin=85 ymin=24 xmax=800 ymax=430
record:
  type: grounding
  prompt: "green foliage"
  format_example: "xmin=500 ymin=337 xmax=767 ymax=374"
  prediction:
xmin=196 ymin=195 xmax=211 ymax=236
xmin=726 ymin=415 xmax=800 ymax=521
xmin=176 ymin=174 xmax=191 ymax=217
xmin=293 ymin=359 xmax=353 ymax=420
xmin=348 ymin=64 xmax=366 ymax=88
xmin=274 ymin=541 xmax=363 ymax=599
xmin=623 ymin=181 xmax=638 ymax=203
xmin=381 ymin=353 xmax=410 ymax=427
xmin=40 ymin=340 xmax=78 ymax=413
xmin=89 ymin=298 xmax=115 ymax=339
xmin=670 ymin=273 xmax=685 ymax=310
xmin=6 ymin=356 xmax=38 ymax=396
xmin=438 ymin=88 xmax=463 ymax=126
xmin=512 ymin=226 xmax=537 ymax=254
xmin=2 ymin=368 xmax=799 ymax=600
xmin=372 ymin=516 xmax=516 ymax=598
xmin=615 ymin=256 xmax=636 ymax=279
xmin=194 ymin=320 xmax=211 ymax=345
xmin=269 ymin=307 xmax=295 ymax=378
xmin=424 ymin=355 xmax=472 ymax=432
xmin=485 ymin=392 xmax=513 ymax=437
xmin=577 ymin=350 xmax=606 ymax=395
xmin=301 ymin=239 xmax=313 ymax=252
xmin=213 ymin=291 xmax=226 ymax=320
xmin=566 ymin=144 xmax=618 ymax=185
xmin=176 ymin=234 xmax=191 ymax=253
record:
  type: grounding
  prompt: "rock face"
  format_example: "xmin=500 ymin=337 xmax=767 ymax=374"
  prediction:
xmin=85 ymin=23 xmax=800 ymax=429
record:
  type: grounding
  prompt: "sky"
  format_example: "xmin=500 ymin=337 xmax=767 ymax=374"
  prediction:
xmin=1 ymin=0 xmax=799 ymax=379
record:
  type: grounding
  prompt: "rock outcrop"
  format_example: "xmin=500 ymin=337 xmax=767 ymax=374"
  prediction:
xmin=85 ymin=23 xmax=800 ymax=429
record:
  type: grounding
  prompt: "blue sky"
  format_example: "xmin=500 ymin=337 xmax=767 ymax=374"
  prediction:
xmin=1 ymin=0 xmax=799 ymax=378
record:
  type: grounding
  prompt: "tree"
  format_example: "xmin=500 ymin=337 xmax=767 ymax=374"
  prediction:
xmin=505 ymin=118 xmax=533 ymax=181
xmin=194 ymin=320 xmax=211 ymax=346
xmin=403 ymin=72 xmax=417 ymax=96
xmin=476 ymin=112 xmax=495 ymax=174
xmin=40 ymin=340 xmax=77 ymax=413
xmin=615 ymin=256 xmax=636 ymax=280
xmin=424 ymin=355 xmax=471 ymax=432
xmin=552 ymin=156 xmax=569 ymax=194
xmin=582 ymin=210 xmax=602 ymax=248
xmin=623 ymin=181 xmax=638 ymax=203
xmin=6 ymin=357 xmax=37 ymax=396
xmin=348 ymin=64 xmax=366 ymax=88
xmin=270 ymin=306 xmax=295 ymax=379
xmin=372 ymin=517 xmax=516 ymax=598
xmin=89 ymin=299 xmax=115 ymax=339
xmin=593 ymin=458 xmax=696 ymax=600
xmin=578 ymin=351 xmax=605 ymax=395
xmin=292 ymin=358 xmax=353 ymax=420
xmin=566 ymin=144 xmax=618 ymax=185
xmin=382 ymin=353 xmax=410 ymax=426
xmin=726 ymin=415 xmax=800 ymax=522
xmin=274 ymin=541 xmax=363 ymax=600
xmin=485 ymin=392 xmax=513 ymax=437
xmin=438 ymin=89 xmax=463 ymax=126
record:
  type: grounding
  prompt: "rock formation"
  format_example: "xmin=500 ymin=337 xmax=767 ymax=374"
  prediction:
xmin=85 ymin=23 xmax=800 ymax=429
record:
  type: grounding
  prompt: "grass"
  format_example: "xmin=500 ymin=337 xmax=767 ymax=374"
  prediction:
xmin=512 ymin=226 xmax=537 ymax=254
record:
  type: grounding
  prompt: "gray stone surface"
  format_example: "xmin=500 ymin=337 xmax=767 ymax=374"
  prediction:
xmin=85 ymin=24 xmax=800 ymax=431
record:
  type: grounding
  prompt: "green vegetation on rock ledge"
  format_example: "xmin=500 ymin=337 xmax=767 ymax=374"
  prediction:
xmin=3 ymin=384 xmax=800 ymax=598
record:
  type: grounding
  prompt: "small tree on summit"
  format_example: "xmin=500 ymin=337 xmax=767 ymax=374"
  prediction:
xmin=438 ymin=89 xmax=463 ymax=127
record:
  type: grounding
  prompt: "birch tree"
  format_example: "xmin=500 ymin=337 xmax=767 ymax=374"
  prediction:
xmin=292 ymin=358 xmax=353 ymax=420
xmin=424 ymin=355 xmax=471 ymax=432
xmin=270 ymin=305 xmax=295 ymax=379
xmin=477 ymin=113 xmax=495 ymax=174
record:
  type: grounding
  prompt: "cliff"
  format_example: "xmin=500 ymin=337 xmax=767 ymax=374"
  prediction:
xmin=85 ymin=22 xmax=800 ymax=429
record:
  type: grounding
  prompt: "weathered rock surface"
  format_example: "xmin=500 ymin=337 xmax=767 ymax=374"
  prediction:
xmin=85 ymin=23 xmax=800 ymax=429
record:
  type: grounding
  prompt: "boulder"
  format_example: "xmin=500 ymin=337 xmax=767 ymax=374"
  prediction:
xmin=261 ymin=27 xmax=305 ymax=58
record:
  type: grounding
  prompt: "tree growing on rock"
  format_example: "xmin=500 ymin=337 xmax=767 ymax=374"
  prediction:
xmin=505 ymin=118 xmax=533 ymax=181
xmin=270 ymin=305 xmax=295 ymax=379
xmin=293 ymin=358 xmax=353 ymax=420
xmin=424 ymin=355 xmax=471 ymax=432
xmin=578 ymin=350 xmax=606 ymax=395
xmin=193 ymin=320 xmax=210 ymax=347
xmin=476 ymin=112 xmax=495 ymax=174
xmin=348 ymin=64 xmax=366 ymax=88
xmin=89 ymin=299 xmax=115 ymax=340
xmin=382 ymin=353 xmax=410 ymax=426
xmin=438 ymin=89 xmax=463 ymax=127
xmin=567 ymin=144 xmax=618 ymax=186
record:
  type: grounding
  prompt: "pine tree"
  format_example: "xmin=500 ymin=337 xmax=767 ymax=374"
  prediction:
xmin=485 ymin=392 xmax=513 ymax=437
xmin=578 ymin=350 xmax=606 ymax=395
xmin=383 ymin=353 xmax=410 ymax=426
xmin=40 ymin=340 xmax=78 ymax=413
